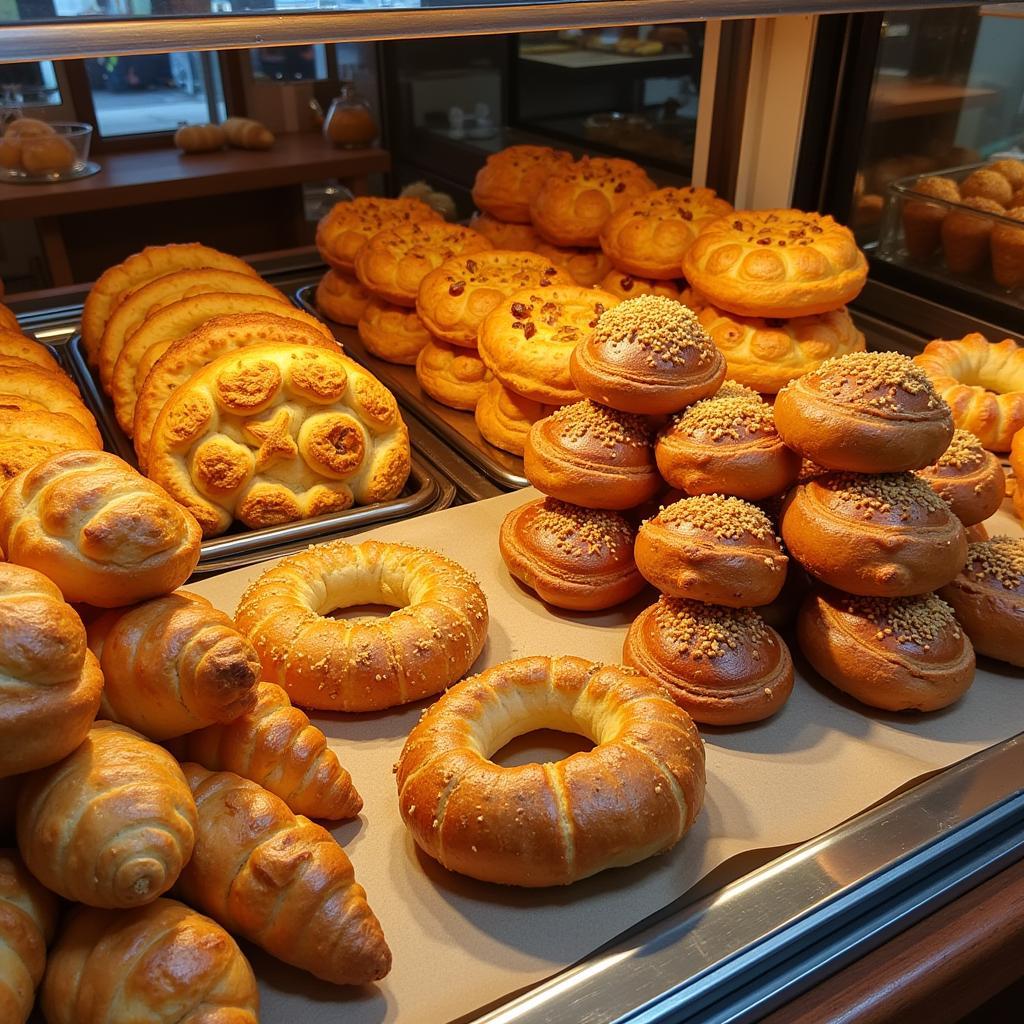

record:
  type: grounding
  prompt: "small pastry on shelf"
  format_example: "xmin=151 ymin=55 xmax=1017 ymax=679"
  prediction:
xmin=416 ymin=337 xmax=493 ymax=410
xmin=991 ymin=206 xmax=1024 ymax=290
xmin=474 ymin=379 xmax=554 ymax=456
xmin=534 ymin=241 xmax=612 ymax=287
xmin=960 ymin=168 xmax=1014 ymax=207
xmin=316 ymin=267 xmax=371 ymax=326
xmin=941 ymin=196 xmax=1004 ymax=275
xmin=359 ymin=297 xmax=433 ymax=365
xmin=222 ymin=116 xmax=274 ymax=150
xmin=915 ymin=428 xmax=1006 ymax=526
xmin=173 ymin=122 xmax=226 ymax=153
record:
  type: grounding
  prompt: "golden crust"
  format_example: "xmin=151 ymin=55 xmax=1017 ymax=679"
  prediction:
xmin=315 ymin=196 xmax=440 ymax=273
xmin=415 ymin=338 xmax=492 ymax=410
xmin=599 ymin=270 xmax=694 ymax=304
xmin=314 ymin=268 xmax=370 ymax=326
xmin=471 ymin=144 xmax=573 ymax=223
xmin=0 ymin=410 xmax=102 ymax=485
xmin=0 ymin=327 xmax=62 ymax=374
xmin=533 ymin=242 xmax=611 ymax=286
xmin=474 ymin=378 xmax=554 ymax=456
xmin=358 ymin=297 xmax=432 ymax=366
xmin=468 ymin=211 xmax=541 ymax=250
xmin=0 ymin=362 xmax=100 ymax=443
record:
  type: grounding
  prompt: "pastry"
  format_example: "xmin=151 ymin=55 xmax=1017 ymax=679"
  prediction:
xmin=913 ymin=334 xmax=1024 ymax=451
xmin=991 ymin=206 xmax=1024 ymax=289
xmin=915 ymin=428 xmax=1006 ymax=526
xmin=474 ymin=378 xmax=554 ymax=456
xmin=173 ymin=122 xmax=226 ymax=153
xmin=524 ymin=399 xmax=660 ymax=510
xmin=416 ymin=250 xmax=568 ymax=347
xmin=599 ymin=269 xmax=692 ymax=303
xmin=0 ymin=303 xmax=20 ymax=333
xmin=478 ymin=285 xmax=619 ymax=405
xmin=682 ymin=209 xmax=868 ymax=318
xmin=0 ymin=362 xmax=99 ymax=439
xmin=0 ymin=563 xmax=102 ymax=779
xmin=1013 ymin=428 xmax=1024 ymax=523
xmin=40 ymin=899 xmax=258 ymax=1024
xmin=177 ymin=765 xmax=391 ymax=985
xmin=0 ymin=409 xmax=102 ymax=485
xmin=471 ymin=144 xmax=573 ymax=223
xmin=569 ymin=294 xmax=725 ymax=414
xmin=469 ymin=211 xmax=541 ymax=250
xmin=798 ymin=589 xmax=975 ymax=712
xmin=774 ymin=350 xmax=954 ymax=472
xmin=315 ymin=267 xmax=371 ymax=326
xmin=235 ymin=539 xmax=488 ymax=711
xmin=635 ymin=495 xmax=787 ymax=606
xmin=396 ymin=656 xmax=704 ymax=886
xmin=960 ymin=168 xmax=1014 ymax=207
xmin=358 ymin=296 xmax=433 ymax=365
xmin=17 ymin=721 xmax=197 ymax=908
xmin=0 ymin=327 xmax=62 ymax=374
xmin=624 ymin=597 xmax=794 ymax=725
xmin=19 ymin=134 xmax=75 ymax=175
xmin=146 ymin=343 xmax=410 ymax=536
xmin=901 ymin=176 xmax=959 ymax=261
xmin=415 ymin=337 xmax=492 ymax=409
xmin=530 ymin=156 xmax=655 ymax=247
xmin=534 ymin=242 xmax=612 ymax=286
xmin=939 ymin=536 xmax=1023 ymax=668
xmin=655 ymin=382 xmax=801 ymax=499
xmin=987 ymin=159 xmax=1024 ymax=190
xmin=942 ymin=196 xmax=1004 ymax=274
xmin=0 ymin=450 xmax=201 ymax=607
xmin=499 ymin=497 xmax=645 ymax=610
xmin=354 ymin=221 xmax=492 ymax=307
xmin=697 ymin=303 xmax=866 ymax=394
xmin=599 ymin=186 xmax=733 ymax=279
xmin=780 ymin=472 xmax=968 ymax=597
xmin=222 ymin=116 xmax=274 ymax=150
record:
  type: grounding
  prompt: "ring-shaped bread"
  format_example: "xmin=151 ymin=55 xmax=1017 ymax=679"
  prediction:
xmin=396 ymin=655 xmax=705 ymax=886
xmin=235 ymin=539 xmax=489 ymax=712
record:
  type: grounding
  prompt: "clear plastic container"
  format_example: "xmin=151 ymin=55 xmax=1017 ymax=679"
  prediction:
xmin=0 ymin=121 xmax=95 ymax=182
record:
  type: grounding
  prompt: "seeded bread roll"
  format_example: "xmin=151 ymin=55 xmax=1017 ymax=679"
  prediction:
xmin=915 ymin=429 xmax=1006 ymax=526
xmin=472 ymin=145 xmax=574 ymax=224
xmin=316 ymin=196 xmax=441 ymax=273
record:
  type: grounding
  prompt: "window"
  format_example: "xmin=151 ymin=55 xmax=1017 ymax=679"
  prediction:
xmin=250 ymin=45 xmax=330 ymax=83
xmin=0 ymin=61 xmax=61 ymax=107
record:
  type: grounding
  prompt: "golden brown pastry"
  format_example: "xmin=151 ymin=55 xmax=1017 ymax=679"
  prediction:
xmin=173 ymin=122 xmax=226 ymax=153
xmin=17 ymin=721 xmax=197 ymax=908
xmin=177 ymin=765 xmax=391 ymax=984
xmin=415 ymin=337 xmax=492 ymax=409
xmin=624 ymin=597 xmax=793 ymax=725
xmin=0 ymin=303 xmax=20 ymax=334
xmin=474 ymin=378 xmax=554 ymax=456
xmin=314 ymin=267 xmax=370 ymax=326
xmin=798 ymin=588 xmax=975 ymax=711
xmin=901 ymin=176 xmax=959 ymax=261
xmin=682 ymin=209 xmax=868 ymax=318
xmin=0 ymin=362 xmax=99 ymax=440
xmin=599 ymin=269 xmax=692 ymax=303
xmin=471 ymin=144 xmax=573 ymax=223
xmin=0 ymin=410 xmax=102 ymax=486
xmin=0 ymin=450 xmax=201 ymax=607
xmin=0 ymin=563 xmax=102 ymax=779
xmin=991 ymin=206 xmax=1024 ymax=289
xmin=570 ymin=294 xmax=725 ymax=414
xmin=469 ymin=211 xmax=541 ymax=250
xmin=960 ymin=168 xmax=1013 ymax=207
xmin=534 ymin=242 xmax=612 ymax=287
xmin=19 ymin=134 xmax=76 ymax=175
xmin=40 ymin=899 xmax=258 ymax=1024
xmin=235 ymin=539 xmax=488 ymax=712
xmin=942 ymin=196 xmax=1004 ymax=275
xmin=524 ymin=399 xmax=660 ymax=510
xmin=635 ymin=495 xmax=788 ymax=606
xmin=988 ymin=159 xmax=1024 ymax=190
xmin=222 ymin=116 xmax=274 ymax=150
xmin=499 ymin=497 xmax=645 ymax=610
xmin=0 ymin=327 xmax=62 ymax=375
xmin=1013 ymin=428 xmax=1024 ymax=523
xmin=915 ymin=428 xmax=1006 ymax=526
xmin=358 ymin=296 xmax=433 ymax=365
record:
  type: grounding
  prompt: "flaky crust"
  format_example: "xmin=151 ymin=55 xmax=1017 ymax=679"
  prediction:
xmin=315 ymin=267 xmax=370 ymax=326
xmin=682 ymin=210 xmax=868 ymax=318
xmin=0 ymin=362 xmax=99 ymax=441
xmin=396 ymin=656 xmax=705 ymax=886
xmin=471 ymin=144 xmax=573 ymax=223
xmin=315 ymin=195 xmax=440 ymax=272
xmin=0 ymin=409 xmax=102 ymax=486
xmin=474 ymin=378 xmax=554 ymax=456
xmin=469 ymin=211 xmax=541 ymax=250
xmin=0 ymin=327 xmax=62 ymax=374
xmin=359 ymin=296 xmax=432 ymax=365
xmin=916 ymin=433 xmax=1006 ymax=526
xmin=235 ymin=539 xmax=488 ymax=712
xmin=415 ymin=337 xmax=492 ymax=409
xmin=534 ymin=242 xmax=612 ymax=286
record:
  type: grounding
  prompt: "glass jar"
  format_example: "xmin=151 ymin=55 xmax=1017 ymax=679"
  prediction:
xmin=323 ymin=82 xmax=377 ymax=149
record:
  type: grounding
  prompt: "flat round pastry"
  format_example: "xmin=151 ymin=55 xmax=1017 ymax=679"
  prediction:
xmin=624 ymin=597 xmax=794 ymax=725
xmin=146 ymin=343 xmax=410 ymax=537
xmin=780 ymin=472 xmax=968 ymax=597
xmin=235 ymin=539 xmax=488 ymax=711
xmin=599 ymin=270 xmax=693 ymax=304
xmin=913 ymin=334 xmax=1024 ymax=452
xmin=315 ymin=195 xmax=441 ymax=273
xmin=599 ymin=186 xmax=733 ymax=279
xmin=569 ymin=294 xmax=725 ymax=415
xmin=415 ymin=338 xmax=492 ymax=410
xmin=500 ymin=497 xmax=644 ymax=610
xmin=635 ymin=495 xmax=787 ymax=607
xmin=471 ymin=144 xmax=573 ymax=223
xmin=474 ymin=378 xmax=554 ymax=456
xmin=0 ymin=327 xmax=62 ymax=374
xmin=0 ymin=363 xmax=99 ymax=442
xmin=81 ymin=243 xmax=259 ymax=365
xmin=315 ymin=268 xmax=370 ymax=326
xmin=0 ymin=409 xmax=102 ymax=485
xmin=798 ymin=589 xmax=975 ymax=712
xmin=0 ymin=302 xmax=19 ymax=333
xmin=774 ymin=350 xmax=954 ymax=472
xmin=354 ymin=221 xmax=493 ymax=307
xmin=524 ymin=399 xmax=660 ymax=510
xmin=358 ymin=297 xmax=432 ymax=366
xmin=915 ymin=429 xmax=1006 ymax=526
xmin=395 ymin=655 xmax=705 ymax=886
xmin=469 ymin=211 xmax=541 ymax=251
xmin=681 ymin=209 xmax=868 ymax=318
xmin=655 ymin=382 xmax=801 ymax=499
xmin=533 ymin=242 xmax=612 ymax=287
xmin=416 ymin=250 xmax=568 ymax=348
xmin=939 ymin=536 xmax=1024 ymax=667
xmin=697 ymin=303 xmax=866 ymax=394
xmin=530 ymin=156 xmax=656 ymax=247
xmin=478 ymin=285 xmax=619 ymax=405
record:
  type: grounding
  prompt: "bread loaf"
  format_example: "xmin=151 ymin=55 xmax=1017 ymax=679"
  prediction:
xmin=173 ymin=122 xmax=226 ymax=154
xmin=222 ymin=117 xmax=274 ymax=150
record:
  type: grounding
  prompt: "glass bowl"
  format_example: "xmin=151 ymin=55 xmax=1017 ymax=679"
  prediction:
xmin=0 ymin=121 xmax=95 ymax=182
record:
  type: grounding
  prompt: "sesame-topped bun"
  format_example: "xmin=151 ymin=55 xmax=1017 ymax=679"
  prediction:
xmin=635 ymin=495 xmax=788 ymax=607
xmin=939 ymin=536 xmax=1024 ymax=667
xmin=780 ymin=472 xmax=968 ymax=597
xmin=472 ymin=145 xmax=574 ymax=224
xmin=624 ymin=597 xmax=794 ymax=725
xmin=773 ymin=350 xmax=954 ymax=473
xmin=598 ymin=270 xmax=694 ymax=305
xmin=534 ymin=243 xmax=612 ymax=287
xmin=569 ymin=295 xmax=726 ymax=415
xmin=524 ymin=400 xmax=660 ymax=510
xmin=916 ymin=429 xmax=1006 ymax=526
xmin=499 ymin=497 xmax=646 ymax=610
xmin=798 ymin=588 xmax=976 ymax=712
xmin=655 ymin=382 xmax=801 ymax=500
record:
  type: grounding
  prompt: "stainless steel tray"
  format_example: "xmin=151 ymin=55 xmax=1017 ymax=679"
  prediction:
xmin=295 ymin=283 xmax=529 ymax=490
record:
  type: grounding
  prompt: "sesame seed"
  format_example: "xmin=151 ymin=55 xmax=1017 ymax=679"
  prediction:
xmin=549 ymin=400 xmax=650 ymax=448
xmin=825 ymin=472 xmax=949 ymax=517
xmin=841 ymin=592 xmax=960 ymax=646
xmin=964 ymin=536 xmax=1024 ymax=590
xmin=530 ymin=499 xmax=634 ymax=557
xmin=670 ymin=380 xmax=775 ymax=441
xmin=592 ymin=295 xmax=717 ymax=367
xmin=653 ymin=596 xmax=770 ymax=658
xmin=926 ymin=429 xmax=986 ymax=471
xmin=655 ymin=493 xmax=777 ymax=541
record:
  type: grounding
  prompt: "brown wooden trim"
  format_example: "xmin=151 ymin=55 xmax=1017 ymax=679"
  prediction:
xmin=704 ymin=18 xmax=755 ymax=204
xmin=60 ymin=59 xmax=98 ymax=132
xmin=36 ymin=217 xmax=73 ymax=287
xmin=219 ymin=50 xmax=248 ymax=118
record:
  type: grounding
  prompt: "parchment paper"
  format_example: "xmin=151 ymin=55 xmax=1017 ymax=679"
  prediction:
xmin=187 ymin=489 xmax=1024 ymax=1024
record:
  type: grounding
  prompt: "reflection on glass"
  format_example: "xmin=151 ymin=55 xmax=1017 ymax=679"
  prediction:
xmin=0 ymin=61 xmax=61 ymax=107
xmin=250 ymin=45 xmax=329 ymax=83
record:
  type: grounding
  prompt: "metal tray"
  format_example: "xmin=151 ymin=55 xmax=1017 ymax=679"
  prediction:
xmin=295 ymin=283 xmax=529 ymax=490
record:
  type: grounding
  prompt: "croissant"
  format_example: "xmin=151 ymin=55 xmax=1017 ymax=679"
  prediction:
xmin=0 ymin=848 xmax=58 ymax=1024
xmin=40 ymin=898 xmax=258 ymax=1024
xmin=177 ymin=765 xmax=391 ymax=985
xmin=88 ymin=592 xmax=260 ymax=741
xmin=16 ymin=721 xmax=197 ymax=909
xmin=174 ymin=122 xmax=226 ymax=154
xmin=222 ymin=117 xmax=274 ymax=150
xmin=175 ymin=681 xmax=362 ymax=819
xmin=0 ymin=562 xmax=103 ymax=779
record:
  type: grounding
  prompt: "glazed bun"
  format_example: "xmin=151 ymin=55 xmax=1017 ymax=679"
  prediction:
xmin=916 ymin=429 xmax=1006 ymax=526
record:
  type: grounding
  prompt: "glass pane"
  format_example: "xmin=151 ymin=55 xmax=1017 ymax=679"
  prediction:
xmin=250 ymin=45 xmax=330 ymax=83
xmin=0 ymin=61 xmax=61 ymax=107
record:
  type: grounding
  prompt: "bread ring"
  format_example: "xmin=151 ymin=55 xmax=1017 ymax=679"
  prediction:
xmin=235 ymin=540 xmax=488 ymax=712
xmin=396 ymin=655 xmax=705 ymax=886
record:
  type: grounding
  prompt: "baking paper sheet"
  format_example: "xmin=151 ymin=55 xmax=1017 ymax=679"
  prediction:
xmin=187 ymin=489 xmax=1024 ymax=1024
